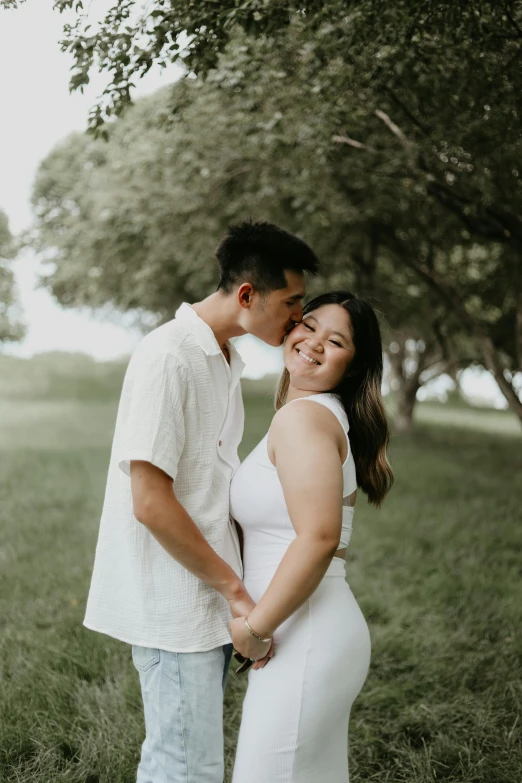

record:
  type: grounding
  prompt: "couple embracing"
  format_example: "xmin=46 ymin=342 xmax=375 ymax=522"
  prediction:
xmin=84 ymin=220 xmax=393 ymax=783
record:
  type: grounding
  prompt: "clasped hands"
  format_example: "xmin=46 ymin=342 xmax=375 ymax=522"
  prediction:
xmin=228 ymin=594 xmax=273 ymax=671
xmin=229 ymin=616 xmax=274 ymax=670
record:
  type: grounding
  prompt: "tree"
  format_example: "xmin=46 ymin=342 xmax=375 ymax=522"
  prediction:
xmin=212 ymin=7 xmax=522 ymax=419
xmin=30 ymin=77 xmax=471 ymax=431
xmin=28 ymin=80 xmax=434 ymax=317
xmin=0 ymin=0 xmax=292 ymax=131
xmin=0 ymin=210 xmax=25 ymax=344
xmin=24 ymin=1 xmax=522 ymax=421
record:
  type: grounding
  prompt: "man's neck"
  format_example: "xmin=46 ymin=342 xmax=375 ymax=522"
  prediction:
xmin=191 ymin=292 xmax=245 ymax=349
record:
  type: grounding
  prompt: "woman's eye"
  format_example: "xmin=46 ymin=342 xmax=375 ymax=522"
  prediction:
xmin=330 ymin=340 xmax=342 ymax=347
xmin=304 ymin=323 xmax=313 ymax=330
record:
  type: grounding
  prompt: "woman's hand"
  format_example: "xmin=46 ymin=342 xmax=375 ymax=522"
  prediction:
xmin=229 ymin=616 xmax=272 ymax=660
xmin=251 ymin=637 xmax=275 ymax=670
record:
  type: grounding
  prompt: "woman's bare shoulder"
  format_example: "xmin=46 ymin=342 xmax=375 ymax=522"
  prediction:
xmin=271 ymin=398 xmax=340 ymax=441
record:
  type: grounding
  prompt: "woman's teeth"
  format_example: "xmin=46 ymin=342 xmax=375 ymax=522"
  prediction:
xmin=297 ymin=349 xmax=319 ymax=365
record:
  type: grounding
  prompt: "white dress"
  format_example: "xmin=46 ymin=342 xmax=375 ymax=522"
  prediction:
xmin=230 ymin=394 xmax=371 ymax=783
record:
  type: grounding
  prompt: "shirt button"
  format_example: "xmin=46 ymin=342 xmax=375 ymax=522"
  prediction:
xmin=218 ymin=440 xmax=223 ymax=447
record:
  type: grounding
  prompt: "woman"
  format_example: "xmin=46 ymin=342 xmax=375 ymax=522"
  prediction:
xmin=229 ymin=291 xmax=394 ymax=783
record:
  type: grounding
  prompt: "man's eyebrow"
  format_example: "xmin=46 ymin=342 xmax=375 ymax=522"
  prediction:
xmin=288 ymin=293 xmax=305 ymax=300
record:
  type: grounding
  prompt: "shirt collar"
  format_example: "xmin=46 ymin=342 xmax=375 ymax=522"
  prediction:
xmin=175 ymin=303 xmax=245 ymax=372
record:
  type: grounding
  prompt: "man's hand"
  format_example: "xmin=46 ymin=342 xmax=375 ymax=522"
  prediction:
xmin=229 ymin=616 xmax=272 ymax=660
xmin=228 ymin=591 xmax=256 ymax=619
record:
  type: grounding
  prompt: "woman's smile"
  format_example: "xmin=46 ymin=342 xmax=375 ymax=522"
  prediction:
xmin=296 ymin=348 xmax=321 ymax=365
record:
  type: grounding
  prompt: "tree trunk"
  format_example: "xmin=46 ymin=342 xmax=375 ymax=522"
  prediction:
xmin=479 ymin=336 xmax=522 ymax=425
xmin=516 ymin=288 xmax=522 ymax=372
xmin=387 ymin=336 xmax=429 ymax=434
xmin=394 ymin=378 xmax=421 ymax=433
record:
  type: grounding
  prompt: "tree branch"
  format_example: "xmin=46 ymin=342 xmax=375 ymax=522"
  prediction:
xmin=332 ymin=134 xmax=375 ymax=152
xmin=374 ymin=108 xmax=415 ymax=162
xmin=383 ymin=87 xmax=430 ymax=136
xmin=370 ymin=107 xmax=522 ymax=247
xmin=505 ymin=6 xmax=522 ymax=38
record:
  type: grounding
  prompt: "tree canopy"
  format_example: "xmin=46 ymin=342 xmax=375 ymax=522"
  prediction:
xmin=28 ymin=72 xmax=502 ymax=417
xmin=0 ymin=210 xmax=25 ymax=344
xmin=19 ymin=0 xmax=522 ymax=420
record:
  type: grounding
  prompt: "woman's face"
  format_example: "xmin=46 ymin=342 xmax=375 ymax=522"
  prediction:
xmin=283 ymin=304 xmax=356 ymax=392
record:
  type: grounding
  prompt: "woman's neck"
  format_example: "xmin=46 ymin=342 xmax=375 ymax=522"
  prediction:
xmin=285 ymin=384 xmax=322 ymax=404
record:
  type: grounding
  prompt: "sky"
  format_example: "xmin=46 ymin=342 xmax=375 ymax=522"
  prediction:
xmin=0 ymin=2 xmax=510 ymax=401
xmin=0 ymin=0 xmax=285 ymax=378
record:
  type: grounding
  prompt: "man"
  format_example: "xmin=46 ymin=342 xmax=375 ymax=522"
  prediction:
xmin=83 ymin=219 xmax=319 ymax=783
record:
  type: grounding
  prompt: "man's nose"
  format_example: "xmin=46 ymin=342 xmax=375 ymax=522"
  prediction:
xmin=292 ymin=302 xmax=303 ymax=322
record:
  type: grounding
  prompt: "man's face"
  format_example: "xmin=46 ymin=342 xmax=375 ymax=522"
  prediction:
xmin=242 ymin=270 xmax=306 ymax=346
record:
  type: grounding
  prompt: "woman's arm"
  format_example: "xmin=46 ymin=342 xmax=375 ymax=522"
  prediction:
xmin=231 ymin=401 xmax=344 ymax=655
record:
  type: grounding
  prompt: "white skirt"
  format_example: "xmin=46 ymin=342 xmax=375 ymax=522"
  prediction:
xmin=232 ymin=559 xmax=371 ymax=783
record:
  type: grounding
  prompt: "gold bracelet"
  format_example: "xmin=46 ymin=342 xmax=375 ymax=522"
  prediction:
xmin=244 ymin=617 xmax=272 ymax=643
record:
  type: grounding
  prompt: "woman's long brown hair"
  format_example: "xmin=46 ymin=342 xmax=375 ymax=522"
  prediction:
xmin=276 ymin=291 xmax=394 ymax=507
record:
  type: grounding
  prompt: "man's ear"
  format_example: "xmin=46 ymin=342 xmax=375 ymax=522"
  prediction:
xmin=237 ymin=282 xmax=255 ymax=309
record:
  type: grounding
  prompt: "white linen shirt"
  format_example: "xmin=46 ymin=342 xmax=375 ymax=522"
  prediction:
xmin=83 ymin=303 xmax=245 ymax=652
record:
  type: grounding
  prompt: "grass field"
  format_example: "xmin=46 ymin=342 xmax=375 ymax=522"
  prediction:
xmin=0 ymin=371 xmax=521 ymax=782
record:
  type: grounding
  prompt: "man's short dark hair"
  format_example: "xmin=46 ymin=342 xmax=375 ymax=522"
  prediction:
xmin=216 ymin=219 xmax=319 ymax=294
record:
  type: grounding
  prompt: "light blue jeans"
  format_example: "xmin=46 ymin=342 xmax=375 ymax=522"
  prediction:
xmin=132 ymin=643 xmax=234 ymax=783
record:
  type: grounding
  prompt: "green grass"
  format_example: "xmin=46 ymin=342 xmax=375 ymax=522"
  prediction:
xmin=0 ymin=381 xmax=521 ymax=782
xmin=0 ymin=352 xmax=127 ymax=402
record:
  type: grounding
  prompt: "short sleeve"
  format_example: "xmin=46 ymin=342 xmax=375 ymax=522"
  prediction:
xmin=117 ymin=351 xmax=187 ymax=482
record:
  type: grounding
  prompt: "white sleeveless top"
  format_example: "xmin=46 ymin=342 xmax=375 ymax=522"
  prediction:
xmin=230 ymin=393 xmax=357 ymax=560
